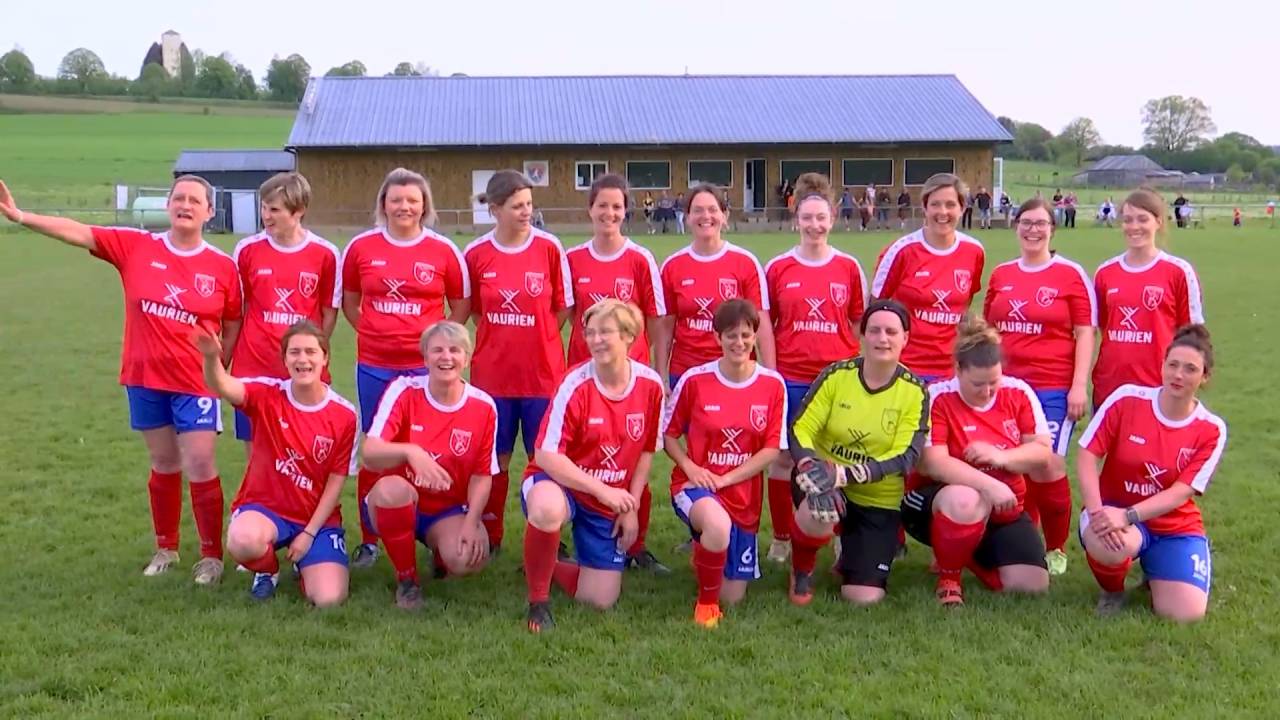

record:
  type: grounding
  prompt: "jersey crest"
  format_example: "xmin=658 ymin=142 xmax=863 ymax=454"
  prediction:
xmin=882 ymin=408 xmax=901 ymax=435
xmin=414 ymin=261 xmax=436 ymax=286
xmin=626 ymin=412 xmax=645 ymax=441
xmin=718 ymin=277 xmax=739 ymax=300
xmin=1035 ymin=286 xmax=1058 ymax=307
xmin=829 ymin=282 xmax=849 ymax=306
xmin=194 ymin=273 xmax=216 ymax=298
xmin=1142 ymin=285 xmax=1165 ymax=311
xmin=525 ymin=271 xmax=545 ymax=297
xmin=450 ymin=428 xmax=472 ymax=456
xmin=953 ymin=269 xmax=972 ymax=293
xmin=1002 ymin=419 xmax=1021 ymax=443
xmin=312 ymin=435 xmax=334 ymax=463
xmin=614 ymin=277 xmax=635 ymax=302
xmin=750 ymin=404 xmax=768 ymax=432
xmin=298 ymin=271 xmax=319 ymax=298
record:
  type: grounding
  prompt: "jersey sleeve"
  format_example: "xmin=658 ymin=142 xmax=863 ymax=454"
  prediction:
xmin=340 ymin=238 xmax=362 ymax=297
xmin=766 ymin=377 xmax=788 ymax=450
xmin=1176 ymin=421 xmax=1227 ymax=494
xmin=982 ymin=267 xmax=999 ymax=322
xmin=538 ymin=380 xmax=580 ymax=454
xmin=367 ymin=380 xmax=411 ymax=441
xmin=868 ymin=378 xmax=929 ymax=481
xmin=848 ymin=258 xmax=868 ymax=325
xmin=742 ymin=254 xmax=768 ymax=311
xmin=475 ymin=402 xmax=500 ymax=476
xmin=870 ymin=244 xmax=901 ymax=299
xmin=1174 ymin=261 xmax=1205 ymax=325
xmin=444 ymin=240 xmax=470 ymax=300
xmin=1078 ymin=392 xmax=1124 ymax=456
xmin=789 ymin=366 xmax=836 ymax=460
xmin=1012 ymin=382 xmax=1049 ymax=437
xmin=637 ymin=249 xmax=665 ymax=317
xmin=321 ymin=244 xmax=342 ymax=309
xmin=551 ymin=240 xmax=572 ymax=311
xmin=1067 ymin=267 xmax=1097 ymax=327
xmin=645 ymin=382 xmax=664 ymax=452
xmin=926 ymin=394 xmax=949 ymax=448
xmin=1093 ymin=269 xmax=1108 ymax=328
xmin=222 ymin=262 xmax=244 ymax=322
xmin=88 ymin=226 xmax=145 ymax=268
xmin=661 ymin=374 xmax=694 ymax=439
xmin=236 ymin=378 xmax=276 ymax=412
xmin=329 ymin=413 xmax=358 ymax=478
xmin=660 ymin=259 xmax=677 ymax=317
xmin=970 ymin=245 xmax=985 ymax=296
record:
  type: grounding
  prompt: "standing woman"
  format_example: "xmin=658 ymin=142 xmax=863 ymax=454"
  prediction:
xmin=762 ymin=172 xmax=867 ymax=562
xmin=871 ymin=173 xmax=985 ymax=383
xmin=984 ymin=198 xmax=1096 ymax=575
xmin=520 ymin=300 xmax=666 ymax=632
xmin=464 ymin=169 xmax=572 ymax=553
xmin=343 ymin=168 xmax=471 ymax=568
xmin=231 ymin=172 xmax=342 ymax=446
xmin=0 ymin=176 xmax=241 ymax=583
xmin=1077 ymin=325 xmax=1226 ymax=622
xmin=1092 ymin=188 xmax=1204 ymax=408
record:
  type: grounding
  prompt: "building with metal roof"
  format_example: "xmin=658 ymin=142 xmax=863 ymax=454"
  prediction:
xmin=172 ymin=149 xmax=297 ymax=234
xmin=1072 ymin=154 xmax=1183 ymax=187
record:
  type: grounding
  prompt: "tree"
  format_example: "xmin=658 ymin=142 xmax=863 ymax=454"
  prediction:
xmin=392 ymin=62 xmax=420 ymax=76
xmin=1013 ymin=122 xmax=1053 ymax=162
xmin=325 ymin=60 xmax=367 ymax=77
xmin=194 ymin=55 xmax=239 ymax=98
xmin=179 ymin=44 xmax=196 ymax=93
xmin=996 ymin=115 xmax=1018 ymax=137
xmin=1085 ymin=143 xmax=1136 ymax=161
xmin=0 ymin=49 xmax=36 ymax=91
xmin=1142 ymin=95 xmax=1216 ymax=152
xmin=58 ymin=48 xmax=106 ymax=93
xmin=1058 ymin=117 xmax=1103 ymax=166
xmin=132 ymin=62 xmax=172 ymax=101
xmin=235 ymin=64 xmax=258 ymax=100
xmin=266 ymin=54 xmax=310 ymax=102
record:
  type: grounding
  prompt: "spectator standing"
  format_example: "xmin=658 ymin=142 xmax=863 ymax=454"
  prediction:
xmin=974 ymin=186 xmax=993 ymax=229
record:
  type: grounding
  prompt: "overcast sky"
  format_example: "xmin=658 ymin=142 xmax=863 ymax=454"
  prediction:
xmin=4 ymin=0 xmax=1272 ymax=147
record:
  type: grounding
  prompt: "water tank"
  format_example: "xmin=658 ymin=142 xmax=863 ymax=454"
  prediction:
xmin=131 ymin=196 xmax=170 ymax=228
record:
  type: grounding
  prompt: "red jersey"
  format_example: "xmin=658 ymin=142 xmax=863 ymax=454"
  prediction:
xmin=526 ymin=360 xmax=666 ymax=519
xmin=1092 ymin=252 xmax=1204 ymax=406
xmin=231 ymin=231 xmax=341 ymax=380
xmin=464 ymin=230 xmax=572 ymax=398
xmin=661 ymin=361 xmax=788 ymax=531
xmin=871 ymin=230 xmax=985 ymax=378
xmin=367 ymin=377 xmax=500 ymax=515
xmin=1079 ymin=384 xmax=1226 ymax=536
xmin=984 ymin=255 xmax=1096 ymax=390
xmin=660 ymin=243 xmax=768 ymax=378
xmin=565 ymin=238 xmax=665 ymax=366
xmin=920 ymin=376 xmax=1048 ymax=524
xmin=231 ymin=378 xmax=358 ymax=527
xmin=89 ymin=227 xmax=242 ymax=396
xmin=765 ymin=247 xmax=867 ymax=383
xmin=341 ymin=227 xmax=469 ymax=370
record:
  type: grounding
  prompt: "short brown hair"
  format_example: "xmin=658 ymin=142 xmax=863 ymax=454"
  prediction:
xmin=954 ymin=314 xmax=1001 ymax=370
xmin=259 ymin=172 xmax=312 ymax=215
xmin=375 ymin=168 xmax=437 ymax=228
xmin=170 ymin=174 xmax=214 ymax=208
xmin=583 ymin=298 xmax=642 ymax=341
xmin=280 ymin=320 xmax=329 ymax=361
xmin=1167 ymin=324 xmax=1214 ymax=373
xmin=1122 ymin=187 xmax=1169 ymax=245
xmin=684 ymin=183 xmax=726 ymax=214
xmin=1014 ymin=197 xmax=1056 ymax=228
xmin=479 ymin=169 xmax=533 ymax=208
xmin=713 ymin=298 xmax=760 ymax=334
xmin=793 ymin=172 xmax=833 ymax=213
xmin=921 ymin=173 xmax=969 ymax=209
xmin=588 ymin=173 xmax=631 ymax=209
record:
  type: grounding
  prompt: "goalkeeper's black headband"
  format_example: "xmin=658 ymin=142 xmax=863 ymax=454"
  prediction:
xmin=860 ymin=298 xmax=911 ymax=334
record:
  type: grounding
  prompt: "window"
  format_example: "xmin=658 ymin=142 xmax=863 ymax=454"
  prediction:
xmin=574 ymin=161 xmax=607 ymax=190
xmin=903 ymin=158 xmax=956 ymax=185
xmin=779 ymin=160 xmax=832 ymax=186
xmin=841 ymin=159 xmax=894 ymax=187
xmin=626 ymin=161 xmax=671 ymax=189
xmin=687 ymin=160 xmax=733 ymax=188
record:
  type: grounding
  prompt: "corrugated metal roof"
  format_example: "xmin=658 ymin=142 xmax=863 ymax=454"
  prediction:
xmin=173 ymin=149 xmax=296 ymax=174
xmin=286 ymin=75 xmax=1011 ymax=148
xmin=1088 ymin=155 xmax=1165 ymax=172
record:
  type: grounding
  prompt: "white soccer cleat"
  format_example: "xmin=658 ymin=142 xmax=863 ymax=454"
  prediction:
xmin=192 ymin=557 xmax=225 ymax=586
xmin=766 ymin=538 xmax=791 ymax=564
xmin=143 ymin=549 xmax=180 ymax=576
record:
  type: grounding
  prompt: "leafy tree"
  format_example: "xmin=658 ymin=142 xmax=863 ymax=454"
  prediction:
xmin=58 ymin=48 xmax=106 ymax=93
xmin=266 ymin=54 xmax=310 ymax=102
xmin=325 ymin=60 xmax=367 ymax=77
xmin=194 ymin=55 xmax=238 ymax=98
xmin=1142 ymin=95 xmax=1216 ymax=152
xmin=392 ymin=62 xmax=420 ymax=76
xmin=996 ymin=115 xmax=1017 ymax=136
xmin=1058 ymin=117 xmax=1103 ymax=166
xmin=235 ymin=64 xmax=258 ymax=100
xmin=0 ymin=49 xmax=37 ymax=91
xmin=132 ymin=62 xmax=172 ymax=101
xmin=1013 ymin=122 xmax=1053 ymax=162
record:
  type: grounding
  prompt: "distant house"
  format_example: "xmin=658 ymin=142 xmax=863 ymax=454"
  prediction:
xmin=173 ymin=149 xmax=296 ymax=233
xmin=1072 ymin=155 xmax=1185 ymax=187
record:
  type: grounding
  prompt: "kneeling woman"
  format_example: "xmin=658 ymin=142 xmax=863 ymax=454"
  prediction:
xmin=1077 ymin=325 xmax=1226 ymax=622
xmin=663 ymin=299 xmax=787 ymax=627
xmin=788 ymin=299 xmax=929 ymax=607
xmin=195 ymin=321 xmax=358 ymax=605
xmin=521 ymin=299 xmax=666 ymax=632
xmin=361 ymin=321 xmax=499 ymax=610
xmin=902 ymin=316 xmax=1053 ymax=606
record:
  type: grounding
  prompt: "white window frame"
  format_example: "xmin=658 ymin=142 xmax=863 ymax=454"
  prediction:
xmin=574 ymin=161 xmax=608 ymax=191
xmin=626 ymin=160 xmax=672 ymax=190
xmin=903 ymin=157 xmax=957 ymax=186
xmin=779 ymin=159 xmax=833 ymax=185
xmin=686 ymin=159 xmax=734 ymax=189
xmin=840 ymin=157 xmax=895 ymax=187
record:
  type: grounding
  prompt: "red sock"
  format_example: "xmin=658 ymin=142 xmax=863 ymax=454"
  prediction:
xmin=552 ymin=560 xmax=581 ymax=597
xmin=524 ymin=523 xmax=560 ymax=603
xmin=627 ymin=484 xmax=652 ymax=556
xmin=790 ymin=523 xmax=831 ymax=575
xmin=1087 ymin=553 xmax=1131 ymax=593
xmin=966 ymin=560 xmax=1004 ymax=591
xmin=767 ymin=475 xmax=794 ymax=542
xmin=1029 ymin=476 xmax=1072 ymax=551
xmin=483 ymin=470 xmax=510 ymax=548
xmin=242 ymin=546 xmax=279 ymax=575
xmin=374 ymin=503 xmax=418 ymax=583
xmin=931 ymin=512 xmax=985 ymax=581
xmin=147 ymin=470 xmax=183 ymax=551
xmin=356 ymin=467 xmax=381 ymax=545
xmin=693 ymin=542 xmax=728 ymax=605
xmin=188 ymin=476 xmax=224 ymax=559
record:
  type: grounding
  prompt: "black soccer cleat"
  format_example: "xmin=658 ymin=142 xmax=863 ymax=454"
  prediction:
xmin=526 ymin=601 xmax=555 ymax=633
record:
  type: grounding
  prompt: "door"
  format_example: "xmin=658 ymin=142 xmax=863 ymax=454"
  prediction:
xmin=472 ymin=170 xmax=496 ymax=225
xmin=230 ymin=191 xmax=257 ymax=234
xmin=744 ymin=158 xmax=765 ymax=212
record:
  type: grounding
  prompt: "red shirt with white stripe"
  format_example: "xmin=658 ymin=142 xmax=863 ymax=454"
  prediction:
xmin=661 ymin=361 xmax=788 ymax=531
xmin=984 ymin=254 xmax=1097 ymax=390
xmin=367 ymin=377 xmax=500 ymax=514
xmin=231 ymin=378 xmax=358 ymax=527
xmin=765 ymin=247 xmax=867 ymax=384
xmin=232 ymin=231 xmax=341 ymax=381
xmin=660 ymin=242 xmax=768 ymax=379
xmin=341 ymin=227 xmax=469 ymax=370
xmin=89 ymin=227 xmax=242 ymax=396
xmin=871 ymin=230 xmax=985 ymax=378
xmin=1080 ymin=384 xmax=1225 ymax=536
xmin=464 ymin=229 xmax=572 ymax=398
xmin=1092 ymin=252 xmax=1204 ymax=406
xmin=565 ymin=238 xmax=665 ymax=366
xmin=918 ymin=376 xmax=1049 ymax=524
xmin=525 ymin=360 xmax=666 ymax=519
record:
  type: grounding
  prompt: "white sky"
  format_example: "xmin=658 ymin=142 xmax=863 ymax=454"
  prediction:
xmin=4 ymin=0 xmax=1273 ymax=147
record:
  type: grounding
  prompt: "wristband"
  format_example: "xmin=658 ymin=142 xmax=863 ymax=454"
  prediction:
xmin=302 ymin=529 xmax=316 ymax=539
xmin=1124 ymin=507 xmax=1140 ymax=526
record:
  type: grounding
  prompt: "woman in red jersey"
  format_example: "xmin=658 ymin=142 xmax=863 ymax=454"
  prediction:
xmin=901 ymin=316 xmax=1053 ymax=606
xmin=194 ymin=321 xmax=356 ymax=605
xmin=360 ymin=321 xmax=499 ymax=610
xmin=1 ymin=176 xmax=240 ymax=585
xmin=1078 ymin=325 xmax=1226 ymax=622
xmin=984 ymin=198 xmax=1097 ymax=576
xmin=565 ymin=172 xmax=668 ymax=572
xmin=1092 ymin=189 xmax=1204 ymax=408
xmin=343 ymin=167 xmax=471 ymax=569
xmin=663 ymin=300 xmax=787 ymax=627
xmin=463 ymin=170 xmax=573 ymax=556
xmin=870 ymin=173 xmax=985 ymax=383
xmin=762 ymin=173 xmax=867 ymax=563
xmin=231 ymin=172 xmax=342 ymax=447
xmin=520 ymin=300 xmax=666 ymax=632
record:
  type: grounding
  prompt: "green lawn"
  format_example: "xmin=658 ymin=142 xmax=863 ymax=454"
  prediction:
xmin=0 ymin=222 xmax=1276 ymax=717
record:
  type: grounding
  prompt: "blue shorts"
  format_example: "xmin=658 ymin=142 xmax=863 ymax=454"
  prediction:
xmin=1078 ymin=510 xmax=1211 ymax=594
xmin=671 ymin=487 xmax=760 ymax=581
xmin=669 ymin=372 xmax=683 ymax=391
xmin=520 ymin=472 xmax=626 ymax=571
xmin=232 ymin=503 xmax=348 ymax=569
xmin=234 ymin=409 xmax=252 ymax=441
xmin=1034 ymin=388 xmax=1075 ymax=456
xmin=784 ymin=380 xmax=811 ymax=428
xmin=360 ymin=498 xmax=468 ymax=547
xmin=494 ymin=397 xmax=550 ymax=457
xmin=356 ymin=364 xmax=429 ymax=433
xmin=126 ymin=386 xmax=222 ymax=434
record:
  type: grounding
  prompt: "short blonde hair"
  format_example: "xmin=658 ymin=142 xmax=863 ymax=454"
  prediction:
xmin=419 ymin=320 xmax=473 ymax=358
xmin=583 ymin=298 xmax=642 ymax=342
xmin=259 ymin=172 xmax=312 ymax=215
xmin=170 ymin=174 xmax=214 ymax=208
xmin=375 ymin=167 xmax=438 ymax=228
xmin=921 ymin=173 xmax=969 ymax=209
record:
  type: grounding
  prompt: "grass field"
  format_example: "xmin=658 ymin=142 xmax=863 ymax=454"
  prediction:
xmin=1002 ymin=159 xmax=1279 ymax=213
xmin=1 ymin=220 xmax=1278 ymax=717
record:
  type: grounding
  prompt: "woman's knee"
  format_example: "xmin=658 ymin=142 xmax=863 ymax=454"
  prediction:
xmin=307 ymin=583 xmax=349 ymax=608
xmin=935 ymin=486 xmax=987 ymax=523
xmin=691 ymin=503 xmax=732 ymax=551
xmin=368 ymin=475 xmax=416 ymax=507
xmin=525 ymin=489 xmax=567 ymax=531
xmin=1000 ymin=566 xmax=1050 ymax=594
xmin=840 ymin=585 xmax=886 ymax=606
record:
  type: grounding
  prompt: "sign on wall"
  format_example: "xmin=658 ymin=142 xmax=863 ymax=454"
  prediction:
xmin=523 ymin=161 xmax=550 ymax=187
